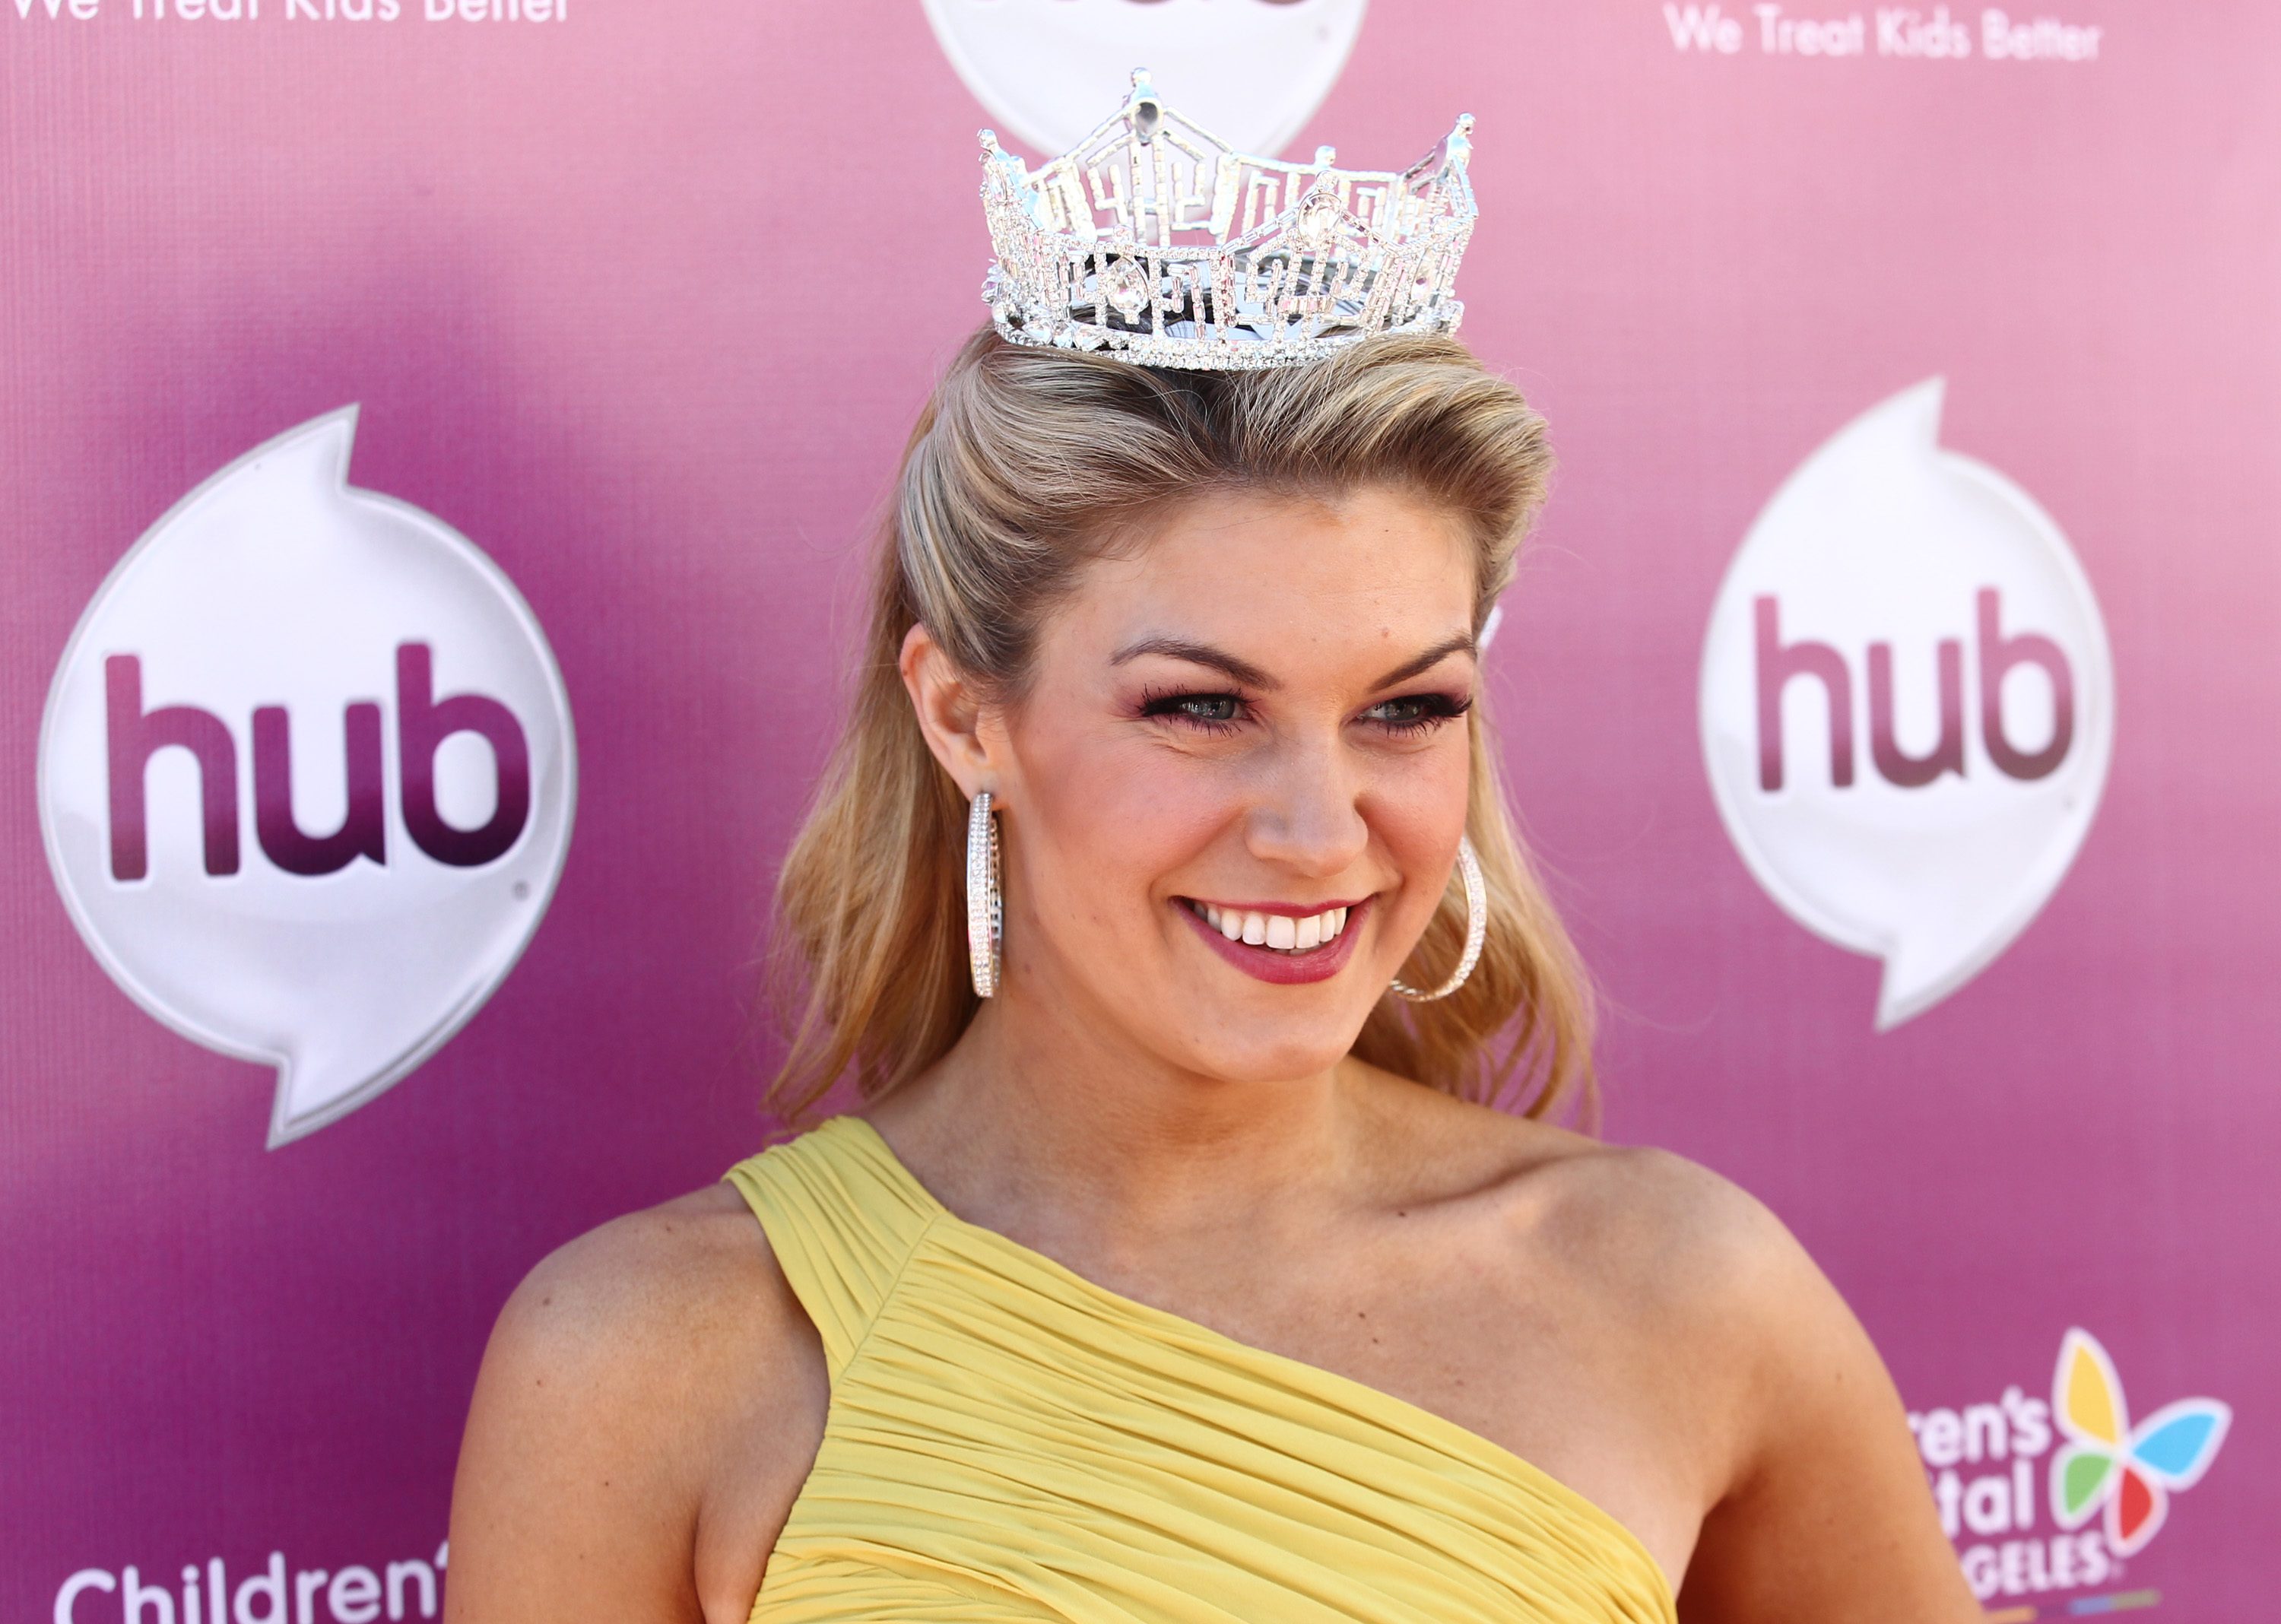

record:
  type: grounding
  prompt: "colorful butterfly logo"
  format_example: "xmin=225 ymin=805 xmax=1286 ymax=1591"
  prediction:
xmin=2050 ymin=1327 xmax=2231 ymax=1556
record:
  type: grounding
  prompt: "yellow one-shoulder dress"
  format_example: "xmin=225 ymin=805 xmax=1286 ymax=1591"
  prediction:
xmin=722 ymin=1115 xmax=1677 ymax=1623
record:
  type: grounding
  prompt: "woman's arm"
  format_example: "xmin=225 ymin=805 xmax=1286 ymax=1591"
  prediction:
xmin=443 ymin=1188 xmax=826 ymax=1624
xmin=1667 ymin=1169 xmax=1981 ymax=1623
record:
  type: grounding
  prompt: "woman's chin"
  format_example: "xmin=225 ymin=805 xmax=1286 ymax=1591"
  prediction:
xmin=1157 ymin=1027 xmax=1365 ymax=1088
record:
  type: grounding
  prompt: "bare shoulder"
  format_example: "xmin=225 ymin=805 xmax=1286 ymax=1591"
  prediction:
xmin=1346 ymin=1061 xmax=1789 ymax=1285
xmin=493 ymin=1180 xmax=801 ymax=1391
xmin=1568 ymin=1142 xmax=1982 ymax=1619
xmin=1516 ymin=1134 xmax=1874 ymax=1448
xmin=1351 ymin=1062 xmax=1813 ymax=1309
xmin=1432 ymin=1080 xmax=1871 ymax=1416
xmin=444 ymin=1178 xmax=827 ymax=1624
xmin=1529 ymin=1126 xmax=1813 ymax=1318
xmin=1347 ymin=1064 xmax=1864 ymax=1463
xmin=1347 ymin=1068 xmax=1977 ymax=1620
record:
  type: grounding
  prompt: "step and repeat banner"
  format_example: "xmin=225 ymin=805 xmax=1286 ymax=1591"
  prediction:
xmin=4 ymin=1 xmax=2271 ymax=1617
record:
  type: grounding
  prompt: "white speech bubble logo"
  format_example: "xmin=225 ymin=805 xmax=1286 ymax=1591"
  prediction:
xmin=1699 ymin=379 xmax=2113 ymax=1029
xmin=921 ymin=0 xmax=1369 ymax=160
xmin=38 ymin=408 xmax=576 ymax=1146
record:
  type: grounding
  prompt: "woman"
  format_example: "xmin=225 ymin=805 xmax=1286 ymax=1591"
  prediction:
xmin=446 ymin=85 xmax=1978 ymax=1624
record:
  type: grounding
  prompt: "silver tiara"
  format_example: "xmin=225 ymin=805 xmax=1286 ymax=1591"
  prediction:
xmin=979 ymin=68 xmax=1477 ymax=371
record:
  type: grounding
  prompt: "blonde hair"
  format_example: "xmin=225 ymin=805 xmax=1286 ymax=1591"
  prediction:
xmin=768 ymin=325 xmax=1594 ymax=1124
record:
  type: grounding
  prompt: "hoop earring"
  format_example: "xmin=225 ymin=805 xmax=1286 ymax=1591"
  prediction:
xmin=1391 ymin=836 xmax=1486 ymax=1003
xmin=966 ymin=790 xmax=1004 ymax=998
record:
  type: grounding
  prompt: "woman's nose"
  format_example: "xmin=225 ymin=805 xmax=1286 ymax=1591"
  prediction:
xmin=1242 ymin=741 xmax=1368 ymax=878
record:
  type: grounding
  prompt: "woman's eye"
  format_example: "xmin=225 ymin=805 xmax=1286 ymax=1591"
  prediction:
xmin=1138 ymin=689 xmax=1247 ymax=731
xmin=1176 ymin=696 xmax=1241 ymax=723
xmin=1364 ymin=693 xmax=1472 ymax=734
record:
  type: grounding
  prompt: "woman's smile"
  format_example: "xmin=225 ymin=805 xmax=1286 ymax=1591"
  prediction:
xmin=1173 ymin=895 xmax=1373 ymax=985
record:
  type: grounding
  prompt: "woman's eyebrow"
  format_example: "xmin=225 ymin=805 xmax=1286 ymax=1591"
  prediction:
xmin=1371 ymin=632 xmax=1477 ymax=690
xmin=1109 ymin=636 xmax=1279 ymax=691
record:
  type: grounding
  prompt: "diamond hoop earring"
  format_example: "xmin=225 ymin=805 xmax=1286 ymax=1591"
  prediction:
xmin=1391 ymin=836 xmax=1486 ymax=1003
xmin=966 ymin=790 xmax=1004 ymax=998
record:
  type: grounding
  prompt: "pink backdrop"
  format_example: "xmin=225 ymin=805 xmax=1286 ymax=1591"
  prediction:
xmin=5 ymin=2 xmax=2272 ymax=1616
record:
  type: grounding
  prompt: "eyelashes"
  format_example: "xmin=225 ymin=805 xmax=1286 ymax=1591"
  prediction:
xmin=1363 ymin=691 xmax=1474 ymax=735
xmin=1136 ymin=685 xmax=1473 ymax=739
xmin=1138 ymin=689 xmax=1248 ymax=735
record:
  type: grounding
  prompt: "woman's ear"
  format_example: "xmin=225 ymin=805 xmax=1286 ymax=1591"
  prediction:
xmin=899 ymin=623 xmax=1000 ymax=799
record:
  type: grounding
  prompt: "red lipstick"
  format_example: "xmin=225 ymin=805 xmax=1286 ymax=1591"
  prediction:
xmin=1174 ymin=896 xmax=1372 ymax=986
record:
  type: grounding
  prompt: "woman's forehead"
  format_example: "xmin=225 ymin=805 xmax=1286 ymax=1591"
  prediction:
xmin=1064 ymin=487 xmax=1475 ymax=642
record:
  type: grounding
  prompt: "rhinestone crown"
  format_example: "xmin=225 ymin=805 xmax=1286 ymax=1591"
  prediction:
xmin=979 ymin=68 xmax=1477 ymax=371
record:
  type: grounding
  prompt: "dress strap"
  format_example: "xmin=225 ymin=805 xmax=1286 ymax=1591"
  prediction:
xmin=719 ymin=1115 xmax=939 ymax=1378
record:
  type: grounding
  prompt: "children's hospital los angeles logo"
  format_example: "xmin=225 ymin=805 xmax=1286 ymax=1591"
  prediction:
xmin=1911 ymin=1329 xmax=2230 ymax=1606
xmin=920 ymin=0 xmax=1368 ymax=158
xmin=37 ymin=409 xmax=576 ymax=1147
xmin=1699 ymin=379 xmax=2113 ymax=1028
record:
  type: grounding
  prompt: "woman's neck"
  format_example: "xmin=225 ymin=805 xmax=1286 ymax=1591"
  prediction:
xmin=865 ymin=979 xmax=1362 ymax=1258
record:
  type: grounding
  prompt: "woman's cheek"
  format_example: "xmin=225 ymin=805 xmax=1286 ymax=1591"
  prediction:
xmin=1026 ymin=747 xmax=1225 ymax=913
xmin=1366 ymin=735 xmax=1470 ymax=839
xmin=1091 ymin=766 xmax=1231 ymax=882
xmin=1361 ymin=747 xmax=1471 ymax=925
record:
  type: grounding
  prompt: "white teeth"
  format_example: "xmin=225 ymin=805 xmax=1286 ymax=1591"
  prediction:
xmin=1191 ymin=901 xmax=1356 ymax=953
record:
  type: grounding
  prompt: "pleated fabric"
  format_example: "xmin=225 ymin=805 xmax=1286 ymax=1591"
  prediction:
xmin=721 ymin=1115 xmax=1677 ymax=1624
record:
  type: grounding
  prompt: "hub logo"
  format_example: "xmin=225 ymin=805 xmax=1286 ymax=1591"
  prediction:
xmin=1699 ymin=379 xmax=2113 ymax=1027
xmin=38 ymin=409 xmax=576 ymax=1147
xmin=920 ymin=0 xmax=1368 ymax=159
xmin=1910 ymin=1328 xmax=2230 ymax=1603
